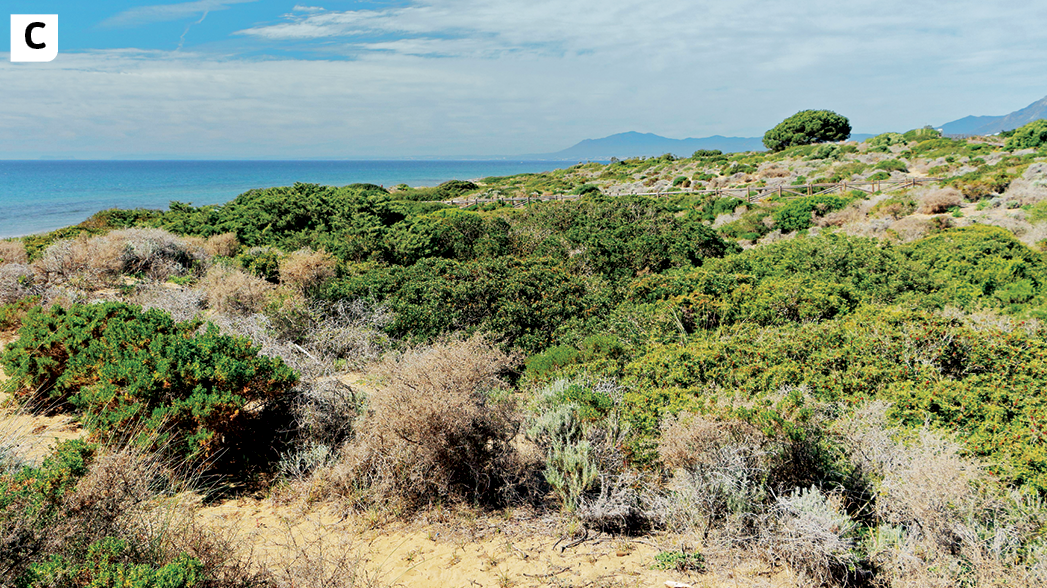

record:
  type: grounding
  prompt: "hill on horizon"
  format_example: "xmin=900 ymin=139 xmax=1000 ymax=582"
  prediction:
xmin=526 ymin=130 xmax=879 ymax=161
xmin=939 ymin=95 xmax=1047 ymax=136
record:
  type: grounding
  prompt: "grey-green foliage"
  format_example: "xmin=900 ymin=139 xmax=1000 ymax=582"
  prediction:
xmin=544 ymin=439 xmax=599 ymax=512
xmin=762 ymin=486 xmax=858 ymax=582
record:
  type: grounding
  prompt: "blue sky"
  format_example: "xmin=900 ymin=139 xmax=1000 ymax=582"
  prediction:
xmin=1 ymin=0 xmax=1046 ymax=158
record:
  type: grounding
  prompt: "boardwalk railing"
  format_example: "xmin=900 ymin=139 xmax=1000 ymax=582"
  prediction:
xmin=447 ymin=177 xmax=943 ymax=208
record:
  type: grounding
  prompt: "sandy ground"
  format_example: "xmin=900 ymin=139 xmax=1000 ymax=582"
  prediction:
xmin=0 ymin=334 xmax=87 ymax=464
xmin=195 ymin=496 xmax=791 ymax=588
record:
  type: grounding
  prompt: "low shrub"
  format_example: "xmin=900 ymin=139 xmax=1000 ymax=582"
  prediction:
xmin=333 ymin=336 xmax=523 ymax=508
xmin=0 ymin=240 xmax=28 ymax=265
xmin=0 ymin=302 xmax=297 ymax=469
xmin=773 ymin=196 xmax=853 ymax=232
xmin=874 ymin=159 xmax=908 ymax=173
xmin=760 ymin=486 xmax=858 ymax=584
xmin=871 ymin=196 xmax=916 ymax=219
xmin=917 ymin=187 xmax=963 ymax=214
xmin=0 ymin=264 xmax=37 ymax=305
xmin=199 ymin=265 xmax=274 ymax=315
xmin=203 ymin=232 xmax=240 ymax=258
xmin=0 ymin=441 xmax=261 ymax=587
xmin=278 ymin=247 xmax=337 ymax=292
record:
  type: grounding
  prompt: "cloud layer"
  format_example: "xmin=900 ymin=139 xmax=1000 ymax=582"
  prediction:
xmin=104 ymin=0 xmax=258 ymax=28
xmin=3 ymin=0 xmax=1046 ymax=158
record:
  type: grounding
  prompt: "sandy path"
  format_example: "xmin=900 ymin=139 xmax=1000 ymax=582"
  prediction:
xmin=196 ymin=496 xmax=734 ymax=588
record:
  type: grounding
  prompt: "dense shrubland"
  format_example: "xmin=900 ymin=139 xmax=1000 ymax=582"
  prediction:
xmin=4 ymin=130 xmax=1047 ymax=585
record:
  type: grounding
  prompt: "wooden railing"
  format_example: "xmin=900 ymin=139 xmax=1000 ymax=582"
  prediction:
xmin=446 ymin=177 xmax=943 ymax=208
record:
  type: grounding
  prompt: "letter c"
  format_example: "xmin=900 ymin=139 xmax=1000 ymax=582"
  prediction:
xmin=25 ymin=22 xmax=46 ymax=50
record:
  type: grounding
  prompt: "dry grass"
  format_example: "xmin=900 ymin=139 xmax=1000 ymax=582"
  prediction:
xmin=31 ymin=234 xmax=125 ymax=288
xmin=917 ymin=187 xmax=963 ymax=214
xmin=0 ymin=264 xmax=36 ymax=305
xmin=0 ymin=241 xmax=28 ymax=265
xmin=200 ymin=264 xmax=275 ymax=315
xmin=205 ymin=233 xmax=241 ymax=258
xmin=30 ymin=229 xmax=204 ymax=288
xmin=328 ymin=336 xmax=523 ymax=510
xmin=130 ymin=282 xmax=206 ymax=322
xmin=280 ymin=248 xmax=338 ymax=292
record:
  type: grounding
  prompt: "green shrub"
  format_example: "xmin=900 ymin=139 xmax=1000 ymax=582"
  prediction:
xmin=0 ymin=303 xmax=298 ymax=470
xmin=525 ymin=345 xmax=580 ymax=379
xmin=1005 ymin=120 xmax=1047 ymax=151
xmin=691 ymin=149 xmax=723 ymax=158
xmin=866 ymin=132 xmax=906 ymax=148
xmin=772 ymin=195 xmax=853 ymax=232
xmin=652 ymin=550 xmax=706 ymax=573
xmin=619 ymin=304 xmax=1047 ymax=491
xmin=867 ymin=171 xmax=891 ymax=181
xmin=902 ymin=126 xmax=941 ymax=142
xmin=702 ymin=197 xmax=746 ymax=221
xmin=903 ymin=225 xmax=1047 ymax=309
xmin=874 ymin=159 xmax=908 ymax=173
xmin=763 ymin=110 xmax=852 ymax=152
xmin=19 ymin=537 xmax=203 ymax=588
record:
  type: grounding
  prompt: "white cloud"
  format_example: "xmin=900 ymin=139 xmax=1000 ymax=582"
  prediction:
xmin=292 ymin=5 xmax=326 ymax=12
xmin=104 ymin=0 xmax=258 ymax=28
xmin=3 ymin=1 xmax=1047 ymax=158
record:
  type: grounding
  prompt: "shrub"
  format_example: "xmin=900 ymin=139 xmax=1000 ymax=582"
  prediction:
xmin=107 ymin=228 xmax=205 ymax=280
xmin=129 ymin=283 xmax=205 ymax=323
xmin=0 ymin=441 xmax=260 ymax=587
xmin=199 ymin=265 xmax=274 ymax=315
xmin=0 ymin=303 xmax=297 ymax=469
xmin=867 ymin=171 xmax=891 ymax=181
xmin=763 ymin=110 xmax=852 ymax=152
xmin=760 ymin=486 xmax=858 ymax=584
xmin=874 ymin=159 xmax=908 ymax=173
xmin=866 ymin=132 xmax=906 ymax=148
xmin=0 ymin=264 xmax=37 ymax=305
xmin=236 ymin=246 xmax=283 ymax=282
xmin=1005 ymin=120 xmax=1047 ymax=151
xmin=278 ymin=247 xmax=337 ymax=292
xmin=903 ymin=126 xmax=941 ymax=142
xmin=773 ymin=195 xmax=853 ymax=232
xmin=0 ymin=241 xmax=28 ymax=265
xmin=956 ymin=172 xmax=1013 ymax=200
xmin=31 ymin=235 xmax=124 ymax=288
xmin=917 ymin=187 xmax=963 ymax=214
xmin=203 ymin=232 xmax=240 ymax=258
xmin=871 ymin=196 xmax=916 ymax=219
xmin=29 ymin=230 xmax=203 ymax=288
xmin=658 ymin=416 xmax=769 ymax=536
xmin=334 ymin=336 xmax=522 ymax=508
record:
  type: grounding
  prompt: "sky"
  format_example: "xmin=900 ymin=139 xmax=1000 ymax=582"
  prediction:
xmin=1 ymin=0 xmax=1046 ymax=159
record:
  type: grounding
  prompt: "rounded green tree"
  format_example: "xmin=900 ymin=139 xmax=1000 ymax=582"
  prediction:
xmin=763 ymin=110 xmax=852 ymax=152
xmin=1004 ymin=119 xmax=1047 ymax=151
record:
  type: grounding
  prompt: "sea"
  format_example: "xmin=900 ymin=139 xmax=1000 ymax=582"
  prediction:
xmin=0 ymin=160 xmax=576 ymax=239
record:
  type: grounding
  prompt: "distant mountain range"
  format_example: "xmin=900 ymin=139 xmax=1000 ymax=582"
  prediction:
xmin=520 ymin=95 xmax=1047 ymax=162
xmin=525 ymin=130 xmax=876 ymax=160
xmin=939 ymin=95 xmax=1047 ymax=136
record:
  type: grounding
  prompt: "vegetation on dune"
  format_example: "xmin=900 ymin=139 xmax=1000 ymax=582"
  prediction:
xmin=6 ymin=124 xmax=1047 ymax=586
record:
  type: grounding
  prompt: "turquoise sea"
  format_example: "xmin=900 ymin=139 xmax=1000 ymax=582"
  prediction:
xmin=0 ymin=160 xmax=575 ymax=238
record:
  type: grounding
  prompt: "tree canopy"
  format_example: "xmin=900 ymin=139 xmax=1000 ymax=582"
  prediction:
xmin=762 ymin=109 xmax=852 ymax=152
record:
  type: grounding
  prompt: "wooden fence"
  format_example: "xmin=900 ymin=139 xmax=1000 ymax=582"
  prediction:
xmin=446 ymin=177 xmax=943 ymax=208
